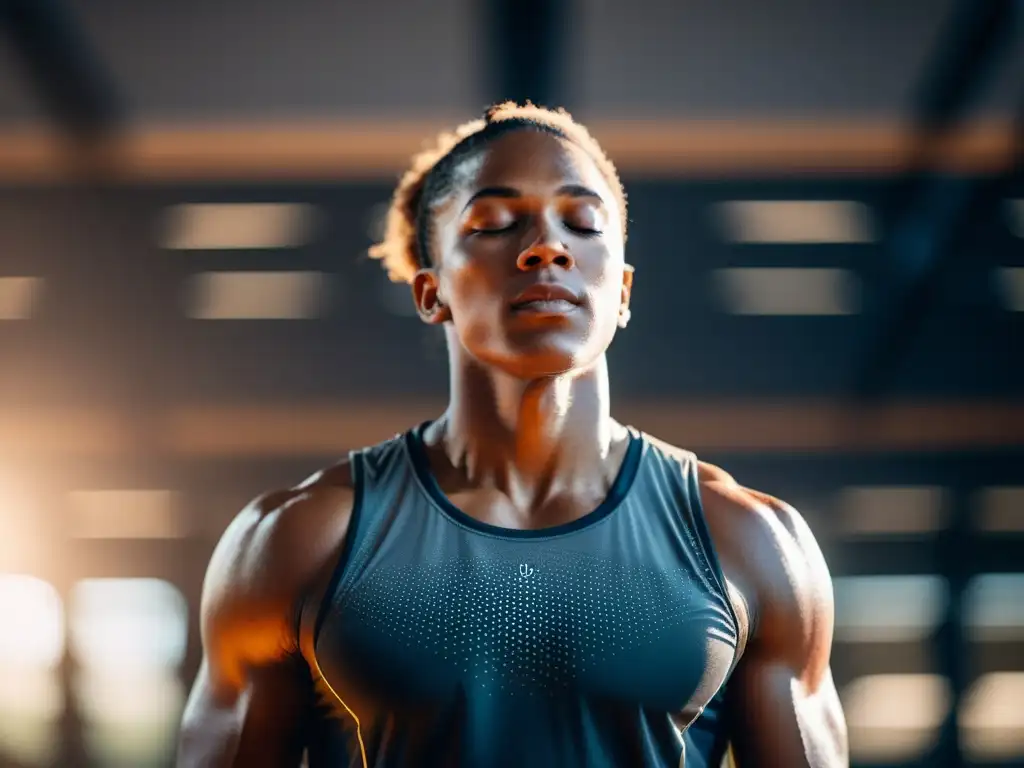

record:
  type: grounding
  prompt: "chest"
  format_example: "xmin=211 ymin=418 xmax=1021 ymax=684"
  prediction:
xmin=316 ymin=550 xmax=735 ymax=719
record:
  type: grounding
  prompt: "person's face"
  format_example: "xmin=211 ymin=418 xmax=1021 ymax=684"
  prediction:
xmin=412 ymin=129 xmax=633 ymax=379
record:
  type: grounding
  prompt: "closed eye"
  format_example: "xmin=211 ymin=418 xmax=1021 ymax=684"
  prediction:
xmin=469 ymin=220 xmax=601 ymax=237
xmin=470 ymin=222 xmax=519 ymax=236
xmin=566 ymin=223 xmax=602 ymax=237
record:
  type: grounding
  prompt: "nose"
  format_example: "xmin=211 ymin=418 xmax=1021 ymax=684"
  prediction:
xmin=516 ymin=241 xmax=575 ymax=272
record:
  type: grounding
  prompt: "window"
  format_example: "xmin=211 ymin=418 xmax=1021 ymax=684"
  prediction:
xmin=838 ymin=486 xmax=948 ymax=535
xmin=712 ymin=268 xmax=860 ymax=315
xmin=712 ymin=200 xmax=876 ymax=244
xmin=833 ymin=575 xmax=947 ymax=642
xmin=0 ymin=574 xmax=64 ymax=667
xmin=76 ymin=669 xmax=185 ymax=767
xmin=961 ymin=673 xmax=1024 ymax=760
xmin=0 ymin=666 xmax=62 ymax=767
xmin=975 ymin=487 xmax=1024 ymax=532
xmin=185 ymin=270 xmax=330 ymax=319
xmin=160 ymin=202 xmax=318 ymax=250
xmin=842 ymin=674 xmax=951 ymax=762
xmin=70 ymin=578 xmax=187 ymax=672
xmin=965 ymin=574 xmax=1024 ymax=641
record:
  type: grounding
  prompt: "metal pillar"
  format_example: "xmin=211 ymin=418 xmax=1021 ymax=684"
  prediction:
xmin=484 ymin=0 xmax=569 ymax=108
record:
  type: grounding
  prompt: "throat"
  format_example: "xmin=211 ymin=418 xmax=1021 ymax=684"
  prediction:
xmin=434 ymin=347 xmax=626 ymax=525
xmin=421 ymin=417 xmax=631 ymax=530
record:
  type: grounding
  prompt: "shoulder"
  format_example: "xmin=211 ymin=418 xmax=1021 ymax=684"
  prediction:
xmin=695 ymin=460 xmax=834 ymax=668
xmin=641 ymin=433 xmax=807 ymax=563
xmin=641 ymin=432 xmax=833 ymax=659
xmin=201 ymin=458 xmax=359 ymax=663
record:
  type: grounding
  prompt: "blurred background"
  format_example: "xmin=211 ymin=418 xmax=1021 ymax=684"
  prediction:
xmin=0 ymin=0 xmax=1022 ymax=766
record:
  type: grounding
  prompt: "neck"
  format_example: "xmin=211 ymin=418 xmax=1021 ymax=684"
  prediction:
xmin=436 ymin=339 xmax=619 ymax=493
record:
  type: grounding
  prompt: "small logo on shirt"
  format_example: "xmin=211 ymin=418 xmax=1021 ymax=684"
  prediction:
xmin=519 ymin=563 xmax=534 ymax=578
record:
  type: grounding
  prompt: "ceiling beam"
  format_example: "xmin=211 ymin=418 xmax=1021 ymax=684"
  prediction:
xmin=485 ymin=0 xmax=569 ymax=108
xmin=2 ymin=0 xmax=123 ymax=142
xmin=853 ymin=0 xmax=1022 ymax=401
xmin=0 ymin=118 xmax=1016 ymax=183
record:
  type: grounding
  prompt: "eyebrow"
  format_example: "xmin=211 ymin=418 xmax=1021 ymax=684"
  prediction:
xmin=463 ymin=184 xmax=605 ymax=211
xmin=557 ymin=184 xmax=604 ymax=202
xmin=464 ymin=186 xmax=520 ymax=208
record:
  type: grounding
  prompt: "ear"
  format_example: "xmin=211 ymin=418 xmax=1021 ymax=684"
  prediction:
xmin=412 ymin=268 xmax=452 ymax=325
xmin=618 ymin=264 xmax=634 ymax=328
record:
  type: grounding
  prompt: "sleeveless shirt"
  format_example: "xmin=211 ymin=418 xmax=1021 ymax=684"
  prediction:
xmin=301 ymin=424 xmax=739 ymax=767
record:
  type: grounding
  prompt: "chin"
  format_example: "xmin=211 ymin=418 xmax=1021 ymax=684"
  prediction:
xmin=511 ymin=353 xmax=579 ymax=379
xmin=492 ymin=337 xmax=603 ymax=379
xmin=455 ymin=321 xmax=612 ymax=379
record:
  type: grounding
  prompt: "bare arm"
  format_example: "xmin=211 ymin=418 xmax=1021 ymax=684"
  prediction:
xmin=702 ymin=476 xmax=848 ymax=767
xmin=178 ymin=474 xmax=355 ymax=767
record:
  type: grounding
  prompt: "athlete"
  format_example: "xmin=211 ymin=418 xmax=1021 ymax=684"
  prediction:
xmin=178 ymin=102 xmax=848 ymax=767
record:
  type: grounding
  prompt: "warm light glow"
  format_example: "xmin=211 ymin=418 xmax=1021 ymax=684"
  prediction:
xmin=160 ymin=202 xmax=318 ymax=250
xmin=70 ymin=578 xmax=188 ymax=672
xmin=67 ymin=489 xmax=185 ymax=539
xmin=712 ymin=268 xmax=861 ymax=315
xmin=77 ymin=668 xmax=185 ymax=766
xmin=76 ymin=668 xmax=185 ymax=726
xmin=0 ymin=715 xmax=60 ymax=767
xmin=838 ymin=486 xmax=948 ymax=535
xmin=0 ymin=664 xmax=64 ymax=719
xmin=0 ymin=475 xmax=45 ymax=571
xmin=975 ymin=486 xmax=1024 ymax=532
xmin=713 ymin=200 xmax=877 ymax=244
xmin=0 ymin=276 xmax=43 ymax=320
xmin=961 ymin=672 xmax=1024 ymax=760
xmin=0 ymin=663 xmax=63 ymax=767
xmin=185 ymin=270 xmax=330 ymax=319
xmin=842 ymin=674 xmax=950 ymax=762
xmin=0 ymin=574 xmax=65 ymax=667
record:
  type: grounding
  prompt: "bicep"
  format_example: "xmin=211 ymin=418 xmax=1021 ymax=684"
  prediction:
xmin=179 ymin=655 xmax=311 ymax=767
xmin=726 ymin=653 xmax=846 ymax=768
xmin=723 ymin=496 xmax=848 ymax=767
xmin=177 ymin=495 xmax=313 ymax=767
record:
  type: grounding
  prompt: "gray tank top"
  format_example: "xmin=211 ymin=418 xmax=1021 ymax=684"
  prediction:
xmin=303 ymin=424 xmax=738 ymax=767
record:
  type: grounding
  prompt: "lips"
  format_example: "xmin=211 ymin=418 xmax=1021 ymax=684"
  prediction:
xmin=510 ymin=283 xmax=582 ymax=309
